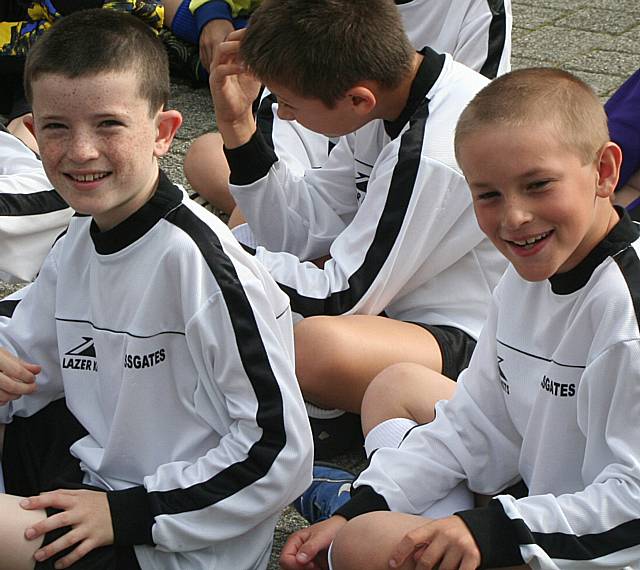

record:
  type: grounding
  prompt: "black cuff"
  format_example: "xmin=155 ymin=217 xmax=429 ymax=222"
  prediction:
xmin=107 ymin=486 xmax=155 ymax=546
xmin=456 ymin=499 xmax=525 ymax=569
xmin=334 ymin=485 xmax=390 ymax=520
xmin=224 ymin=129 xmax=278 ymax=186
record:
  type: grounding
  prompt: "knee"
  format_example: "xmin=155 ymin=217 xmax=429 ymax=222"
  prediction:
xmin=331 ymin=513 xmax=392 ymax=570
xmin=294 ymin=316 xmax=348 ymax=391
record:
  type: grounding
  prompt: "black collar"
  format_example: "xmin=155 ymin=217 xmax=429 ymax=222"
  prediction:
xmin=383 ymin=47 xmax=445 ymax=140
xmin=90 ymin=170 xmax=183 ymax=255
xmin=549 ymin=206 xmax=640 ymax=294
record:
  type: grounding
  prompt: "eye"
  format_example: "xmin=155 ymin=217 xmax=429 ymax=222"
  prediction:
xmin=474 ymin=190 xmax=500 ymax=201
xmin=99 ymin=119 xmax=124 ymax=128
xmin=42 ymin=122 xmax=66 ymax=130
xmin=527 ymin=179 xmax=551 ymax=191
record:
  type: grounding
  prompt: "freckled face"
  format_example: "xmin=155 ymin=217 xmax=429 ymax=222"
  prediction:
xmin=457 ymin=124 xmax=618 ymax=281
xmin=30 ymin=71 xmax=164 ymax=231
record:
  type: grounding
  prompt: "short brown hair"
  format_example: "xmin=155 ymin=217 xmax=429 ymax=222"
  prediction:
xmin=240 ymin=0 xmax=415 ymax=107
xmin=455 ymin=68 xmax=609 ymax=165
xmin=24 ymin=9 xmax=169 ymax=114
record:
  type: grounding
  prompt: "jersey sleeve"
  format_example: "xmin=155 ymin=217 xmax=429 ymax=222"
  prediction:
xmin=107 ymin=254 xmax=313 ymax=550
xmin=0 ymin=131 xmax=72 ymax=282
xmin=239 ymin=140 xmax=486 ymax=319
xmin=0 ymin=242 xmax=65 ymax=423
xmin=337 ymin=291 xmax=523 ymax=520
xmin=226 ymin=128 xmax=358 ymax=260
xmin=453 ymin=0 xmax=512 ymax=79
xmin=458 ymin=338 xmax=640 ymax=569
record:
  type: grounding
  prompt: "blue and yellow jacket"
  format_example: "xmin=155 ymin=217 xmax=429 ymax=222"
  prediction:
xmin=0 ymin=0 xmax=163 ymax=57
xmin=188 ymin=0 xmax=258 ymax=36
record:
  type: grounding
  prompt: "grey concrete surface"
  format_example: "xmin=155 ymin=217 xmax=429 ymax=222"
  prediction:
xmin=0 ymin=0 xmax=637 ymax=568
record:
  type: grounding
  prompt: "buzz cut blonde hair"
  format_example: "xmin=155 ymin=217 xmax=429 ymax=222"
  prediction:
xmin=454 ymin=68 xmax=609 ymax=166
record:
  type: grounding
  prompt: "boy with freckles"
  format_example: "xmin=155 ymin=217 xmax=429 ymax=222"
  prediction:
xmin=0 ymin=8 xmax=312 ymax=570
xmin=281 ymin=68 xmax=640 ymax=570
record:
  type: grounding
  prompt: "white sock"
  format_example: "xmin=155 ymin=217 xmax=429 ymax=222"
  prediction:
xmin=364 ymin=417 xmax=417 ymax=457
xmin=305 ymin=401 xmax=346 ymax=420
xmin=365 ymin=419 xmax=474 ymax=517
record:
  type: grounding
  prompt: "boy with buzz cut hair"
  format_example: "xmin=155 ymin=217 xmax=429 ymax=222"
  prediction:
xmin=212 ymin=0 xmax=507 ymax=457
xmin=0 ymin=8 xmax=312 ymax=570
xmin=280 ymin=67 xmax=640 ymax=570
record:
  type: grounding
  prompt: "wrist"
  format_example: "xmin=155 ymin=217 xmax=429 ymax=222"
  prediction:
xmin=218 ymin=116 xmax=257 ymax=149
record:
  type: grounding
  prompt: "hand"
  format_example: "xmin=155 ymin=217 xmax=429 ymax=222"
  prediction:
xmin=199 ymin=18 xmax=234 ymax=72
xmin=0 ymin=347 xmax=40 ymax=404
xmin=280 ymin=515 xmax=347 ymax=570
xmin=389 ymin=515 xmax=481 ymax=570
xmin=209 ymin=28 xmax=261 ymax=148
xmin=21 ymin=489 xmax=114 ymax=569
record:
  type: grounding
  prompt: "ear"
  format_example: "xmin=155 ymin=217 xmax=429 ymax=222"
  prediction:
xmin=153 ymin=109 xmax=183 ymax=157
xmin=344 ymin=85 xmax=377 ymax=116
xmin=23 ymin=113 xmax=36 ymax=138
xmin=595 ymin=141 xmax=622 ymax=199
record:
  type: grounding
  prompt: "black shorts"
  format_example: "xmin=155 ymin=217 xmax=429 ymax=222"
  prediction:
xmin=410 ymin=323 xmax=477 ymax=380
xmin=2 ymin=399 xmax=141 ymax=570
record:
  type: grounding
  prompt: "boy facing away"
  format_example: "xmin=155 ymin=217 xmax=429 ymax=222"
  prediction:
xmin=0 ymin=9 xmax=312 ymax=570
xmin=212 ymin=0 xmax=507 ymax=455
xmin=281 ymin=68 xmax=640 ymax=570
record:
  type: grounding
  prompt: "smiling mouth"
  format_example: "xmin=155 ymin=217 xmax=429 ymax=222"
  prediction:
xmin=507 ymin=230 xmax=552 ymax=249
xmin=66 ymin=172 xmax=110 ymax=183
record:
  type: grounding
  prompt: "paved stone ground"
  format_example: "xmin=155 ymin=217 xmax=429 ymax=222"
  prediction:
xmin=0 ymin=1 xmax=637 ymax=568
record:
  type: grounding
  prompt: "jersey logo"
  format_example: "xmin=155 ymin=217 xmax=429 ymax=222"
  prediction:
xmin=123 ymin=348 xmax=166 ymax=370
xmin=540 ymin=375 xmax=576 ymax=398
xmin=62 ymin=337 xmax=97 ymax=372
xmin=497 ymin=356 xmax=510 ymax=395
xmin=356 ymin=172 xmax=369 ymax=204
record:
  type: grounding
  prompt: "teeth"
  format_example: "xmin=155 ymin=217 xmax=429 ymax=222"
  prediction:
xmin=71 ymin=172 xmax=108 ymax=182
xmin=512 ymin=232 xmax=549 ymax=247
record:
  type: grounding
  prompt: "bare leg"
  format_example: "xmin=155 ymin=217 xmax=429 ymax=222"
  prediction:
xmin=0 ymin=494 xmax=45 ymax=570
xmin=361 ymin=362 xmax=455 ymax=434
xmin=331 ymin=511 xmax=528 ymax=570
xmin=162 ymin=0 xmax=182 ymax=28
xmin=294 ymin=315 xmax=443 ymax=413
xmin=184 ymin=133 xmax=235 ymax=213
xmin=228 ymin=207 xmax=247 ymax=229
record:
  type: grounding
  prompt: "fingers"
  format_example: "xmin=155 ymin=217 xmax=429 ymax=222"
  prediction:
xmin=37 ymin=536 xmax=96 ymax=569
xmin=0 ymin=350 xmax=39 ymax=403
xmin=390 ymin=526 xmax=428 ymax=568
xmin=21 ymin=490 xmax=113 ymax=568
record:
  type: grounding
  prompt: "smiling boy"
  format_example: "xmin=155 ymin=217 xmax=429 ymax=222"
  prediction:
xmin=281 ymin=68 xmax=640 ymax=570
xmin=0 ymin=9 xmax=312 ymax=570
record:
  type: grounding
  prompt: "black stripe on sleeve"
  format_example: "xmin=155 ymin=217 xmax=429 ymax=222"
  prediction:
xmin=146 ymin=205 xmax=287 ymax=516
xmin=277 ymin=107 xmax=429 ymax=317
xmin=460 ymin=498 xmax=640 ymax=568
xmin=479 ymin=0 xmax=508 ymax=79
xmin=256 ymin=92 xmax=277 ymax=150
xmin=0 ymin=189 xmax=68 ymax=216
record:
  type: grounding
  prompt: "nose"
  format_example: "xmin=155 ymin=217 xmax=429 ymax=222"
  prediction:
xmin=67 ymin=130 xmax=100 ymax=163
xmin=276 ymin=104 xmax=295 ymax=122
xmin=502 ymin=197 xmax=533 ymax=230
